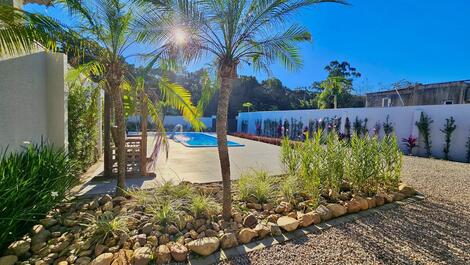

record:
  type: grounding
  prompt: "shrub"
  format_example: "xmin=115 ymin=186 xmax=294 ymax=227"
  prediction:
xmin=322 ymin=133 xmax=345 ymax=195
xmin=0 ymin=143 xmax=77 ymax=248
xmin=296 ymin=130 xmax=322 ymax=205
xmin=383 ymin=115 xmax=394 ymax=136
xmin=345 ymin=134 xmax=381 ymax=195
xmin=68 ymin=82 xmax=100 ymax=172
xmin=190 ymin=194 xmax=221 ymax=218
xmin=238 ymin=170 xmax=275 ymax=203
xmin=401 ymin=135 xmax=417 ymax=155
xmin=147 ymin=199 xmax=182 ymax=226
xmin=380 ymin=135 xmax=403 ymax=191
xmin=279 ymin=175 xmax=299 ymax=203
xmin=280 ymin=137 xmax=299 ymax=176
xmin=415 ymin=112 xmax=433 ymax=157
xmin=440 ymin=116 xmax=456 ymax=160
xmin=157 ymin=180 xmax=193 ymax=200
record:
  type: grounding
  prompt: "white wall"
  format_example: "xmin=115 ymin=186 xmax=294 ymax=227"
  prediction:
xmin=237 ymin=105 xmax=470 ymax=162
xmin=0 ymin=51 xmax=68 ymax=152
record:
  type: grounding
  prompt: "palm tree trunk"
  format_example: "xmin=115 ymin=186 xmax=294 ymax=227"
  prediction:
xmin=217 ymin=63 xmax=236 ymax=221
xmin=110 ymin=86 xmax=127 ymax=195
xmin=103 ymin=92 xmax=112 ymax=177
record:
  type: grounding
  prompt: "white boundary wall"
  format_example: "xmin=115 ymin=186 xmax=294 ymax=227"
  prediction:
xmin=128 ymin=115 xmax=214 ymax=131
xmin=237 ymin=104 xmax=470 ymax=162
xmin=0 ymin=51 xmax=68 ymax=152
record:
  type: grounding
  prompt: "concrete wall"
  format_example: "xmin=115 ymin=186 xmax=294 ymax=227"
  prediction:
xmin=0 ymin=51 xmax=68 ymax=152
xmin=237 ymin=104 xmax=470 ymax=162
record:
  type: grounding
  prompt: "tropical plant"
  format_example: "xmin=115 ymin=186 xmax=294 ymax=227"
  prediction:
xmin=238 ymin=170 xmax=275 ymax=204
xmin=383 ymin=115 xmax=394 ymax=136
xmin=415 ymin=112 xmax=433 ymax=157
xmin=345 ymin=134 xmax=381 ymax=195
xmin=440 ymin=116 xmax=456 ymax=160
xmin=322 ymin=133 xmax=345 ymax=196
xmin=297 ymin=130 xmax=323 ymax=205
xmin=190 ymin=194 xmax=221 ymax=218
xmin=280 ymin=137 xmax=299 ymax=176
xmin=142 ymin=0 xmax=347 ymax=220
xmin=0 ymin=143 xmax=77 ymax=248
xmin=380 ymin=135 xmax=402 ymax=190
xmin=401 ymin=135 xmax=417 ymax=155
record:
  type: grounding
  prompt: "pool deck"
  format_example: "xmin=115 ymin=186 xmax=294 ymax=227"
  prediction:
xmin=75 ymin=134 xmax=283 ymax=196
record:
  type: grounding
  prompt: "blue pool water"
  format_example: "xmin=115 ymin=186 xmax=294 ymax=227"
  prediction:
xmin=173 ymin=132 xmax=244 ymax=147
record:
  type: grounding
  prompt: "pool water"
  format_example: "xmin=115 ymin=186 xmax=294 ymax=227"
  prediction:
xmin=173 ymin=132 xmax=244 ymax=147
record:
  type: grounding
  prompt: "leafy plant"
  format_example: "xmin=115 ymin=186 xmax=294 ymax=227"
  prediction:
xmin=238 ymin=170 xmax=275 ymax=204
xmin=190 ymin=194 xmax=221 ymax=218
xmin=147 ymin=200 xmax=182 ymax=226
xmin=345 ymin=134 xmax=381 ymax=195
xmin=381 ymin=135 xmax=403 ymax=191
xmin=352 ymin=117 xmax=368 ymax=137
xmin=415 ymin=112 xmax=433 ymax=157
xmin=401 ymin=135 xmax=417 ymax=155
xmin=0 ymin=143 xmax=77 ymax=248
xmin=383 ymin=115 xmax=394 ymax=136
xmin=322 ymin=133 xmax=345 ymax=195
xmin=296 ymin=130 xmax=323 ymax=205
xmin=440 ymin=116 xmax=457 ymax=160
xmin=280 ymin=137 xmax=299 ymax=176
xmin=279 ymin=175 xmax=299 ymax=203
xmin=84 ymin=212 xmax=129 ymax=244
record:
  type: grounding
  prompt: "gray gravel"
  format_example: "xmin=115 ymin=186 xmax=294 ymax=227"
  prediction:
xmin=221 ymin=156 xmax=470 ymax=265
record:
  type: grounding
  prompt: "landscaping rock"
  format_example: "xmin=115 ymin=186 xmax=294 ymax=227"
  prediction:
xmin=40 ymin=218 xmax=58 ymax=228
xmin=366 ymin=197 xmax=377 ymax=208
xmin=375 ymin=195 xmax=385 ymax=206
xmin=238 ymin=228 xmax=258 ymax=244
xmin=205 ymin=229 xmax=218 ymax=237
xmin=132 ymin=247 xmax=151 ymax=265
xmin=393 ymin=192 xmax=406 ymax=201
xmin=95 ymin=244 xmax=107 ymax=256
xmin=220 ymin=233 xmax=238 ymax=249
xmin=298 ymin=211 xmax=320 ymax=227
xmin=398 ymin=184 xmax=416 ymax=197
xmin=345 ymin=199 xmax=361 ymax=213
xmin=141 ymin=223 xmax=153 ymax=235
xmin=186 ymin=237 xmax=220 ymax=256
xmin=232 ymin=213 xmax=243 ymax=223
xmin=326 ymin=203 xmax=347 ymax=218
xmin=8 ymin=240 xmax=30 ymax=256
xmin=169 ymin=243 xmax=188 ymax=262
xmin=277 ymin=216 xmax=299 ymax=232
xmin=102 ymin=201 xmax=113 ymax=212
xmin=262 ymin=203 xmax=274 ymax=211
xmin=99 ymin=194 xmax=113 ymax=205
xmin=111 ymin=249 xmax=133 ymax=265
xmin=254 ymin=224 xmax=270 ymax=238
xmin=384 ymin=193 xmax=394 ymax=203
xmin=154 ymin=245 xmax=171 ymax=265
xmin=242 ymin=214 xmax=258 ymax=228
xmin=32 ymin=224 xmax=45 ymax=235
xmin=76 ymin=257 xmax=92 ymax=265
xmin=246 ymin=202 xmax=262 ymax=210
xmin=267 ymin=222 xmax=282 ymax=236
xmin=267 ymin=214 xmax=280 ymax=223
xmin=353 ymin=196 xmax=369 ymax=210
xmin=315 ymin=205 xmax=333 ymax=221
xmin=166 ymin=225 xmax=178 ymax=235
xmin=287 ymin=211 xmax=297 ymax=219
xmin=0 ymin=255 xmax=17 ymax=265
xmin=90 ymin=253 xmax=114 ymax=265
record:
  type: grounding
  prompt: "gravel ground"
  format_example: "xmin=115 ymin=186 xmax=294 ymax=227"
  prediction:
xmin=221 ymin=156 xmax=470 ymax=265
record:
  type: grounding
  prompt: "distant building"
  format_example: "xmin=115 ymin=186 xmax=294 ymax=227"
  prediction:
xmin=366 ymin=80 xmax=470 ymax=107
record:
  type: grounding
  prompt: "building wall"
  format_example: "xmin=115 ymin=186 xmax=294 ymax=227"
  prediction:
xmin=237 ymin=104 xmax=470 ymax=162
xmin=0 ymin=51 xmax=68 ymax=152
xmin=366 ymin=82 xmax=470 ymax=107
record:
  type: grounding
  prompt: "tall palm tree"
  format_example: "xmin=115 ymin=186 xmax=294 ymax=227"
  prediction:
xmin=141 ymin=0 xmax=346 ymax=220
xmin=0 ymin=0 xmax=204 ymax=194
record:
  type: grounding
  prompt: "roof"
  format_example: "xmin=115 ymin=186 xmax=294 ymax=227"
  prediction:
xmin=367 ymin=79 xmax=470 ymax=96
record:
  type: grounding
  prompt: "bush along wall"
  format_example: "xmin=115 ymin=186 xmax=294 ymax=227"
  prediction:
xmin=68 ymin=83 xmax=100 ymax=172
xmin=0 ymin=143 xmax=77 ymax=250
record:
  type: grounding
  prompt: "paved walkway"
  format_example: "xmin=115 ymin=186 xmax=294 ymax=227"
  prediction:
xmin=75 ymin=134 xmax=283 ymax=196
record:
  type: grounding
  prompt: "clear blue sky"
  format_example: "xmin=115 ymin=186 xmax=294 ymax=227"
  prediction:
xmin=26 ymin=0 xmax=470 ymax=93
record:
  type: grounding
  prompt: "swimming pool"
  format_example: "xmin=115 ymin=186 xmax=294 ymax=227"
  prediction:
xmin=173 ymin=132 xmax=244 ymax=147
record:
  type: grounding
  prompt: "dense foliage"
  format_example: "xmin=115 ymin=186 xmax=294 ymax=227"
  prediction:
xmin=280 ymin=132 xmax=403 ymax=202
xmin=68 ymin=82 xmax=100 ymax=172
xmin=0 ymin=144 xmax=77 ymax=248
xmin=440 ymin=116 xmax=456 ymax=160
xmin=415 ymin=112 xmax=433 ymax=157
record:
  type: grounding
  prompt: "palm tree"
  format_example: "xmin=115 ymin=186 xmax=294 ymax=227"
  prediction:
xmin=0 ymin=0 xmax=204 ymax=194
xmin=141 ymin=0 xmax=346 ymax=220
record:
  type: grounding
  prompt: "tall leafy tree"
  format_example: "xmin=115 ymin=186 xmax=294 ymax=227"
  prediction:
xmin=141 ymin=0 xmax=347 ymax=220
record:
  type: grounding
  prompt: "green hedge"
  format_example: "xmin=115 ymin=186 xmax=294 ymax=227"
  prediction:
xmin=68 ymin=83 xmax=100 ymax=172
xmin=0 ymin=144 xmax=77 ymax=249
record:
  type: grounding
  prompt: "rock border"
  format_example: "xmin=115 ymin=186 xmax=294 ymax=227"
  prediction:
xmin=185 ymin=193 xmax=425 ymax=265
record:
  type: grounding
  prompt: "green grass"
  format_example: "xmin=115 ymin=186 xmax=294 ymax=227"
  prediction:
xmin=238 ymin=169 xmax=275 ymax=203
xmin=190 ymin=194 xmax=221 ymax=218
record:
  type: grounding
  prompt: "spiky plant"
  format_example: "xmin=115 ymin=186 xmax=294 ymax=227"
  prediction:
xmin=415 ymin=112 xmax=433 ymax=157
xmin=190 ymin=194 xmax=221 ymax=218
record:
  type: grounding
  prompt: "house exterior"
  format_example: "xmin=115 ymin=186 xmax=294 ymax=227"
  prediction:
xmin=365 ymin=80 xmax=470 ymax=107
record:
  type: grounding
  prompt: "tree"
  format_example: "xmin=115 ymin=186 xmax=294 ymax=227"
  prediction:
xmin=141 ymin=0 xmax=347 ymax=220
xmin=1 ymin=1 xmax=203 ymax=194
xmin=315 ymin=60 xmax=361 ymax=109
xmin=242 ymin=102 xmax=254 ymax=112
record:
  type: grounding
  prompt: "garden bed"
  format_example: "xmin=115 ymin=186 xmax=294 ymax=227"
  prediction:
xmin=0 ymin=178 xmax=417 ymax=265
